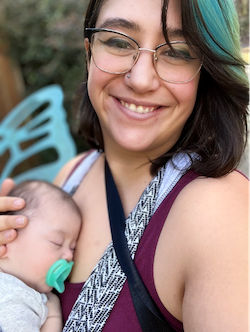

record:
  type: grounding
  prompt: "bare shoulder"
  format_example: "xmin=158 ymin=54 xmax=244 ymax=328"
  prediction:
xmin=53 ymin=152 xmax=90 ymax=186
xmin=170 ymin=170 xmax=248 ymax=331
xmin=180 ymin=169 xmax=248 ymax=211
xmin=173 ymin=170 xmax=249 ymax=258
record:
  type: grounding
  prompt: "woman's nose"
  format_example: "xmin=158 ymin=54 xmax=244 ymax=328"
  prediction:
xmin=125 ymin=51 xmax=160 ymax=93
xmin=62 ymin=249 xmax=74 ymax=262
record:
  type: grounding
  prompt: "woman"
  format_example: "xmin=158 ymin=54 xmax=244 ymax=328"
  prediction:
xmin=0 ymin=0 xmax=248 ymax=331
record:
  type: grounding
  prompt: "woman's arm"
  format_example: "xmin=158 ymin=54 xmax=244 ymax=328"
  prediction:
xmin=155 ymin=170 xmax=248 ymax=332
xmin=179 ymin=171 xmax=248 ymax=331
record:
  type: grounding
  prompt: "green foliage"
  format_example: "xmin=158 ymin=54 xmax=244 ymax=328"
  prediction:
xmin=235 ymin=0 xmax=249 ymax=46
xmin=1 ymin=0 xmax=89 ymax=145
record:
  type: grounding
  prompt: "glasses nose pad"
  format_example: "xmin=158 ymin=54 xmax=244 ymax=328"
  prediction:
xmin=152 ymin=52 xmax=158 ymax=74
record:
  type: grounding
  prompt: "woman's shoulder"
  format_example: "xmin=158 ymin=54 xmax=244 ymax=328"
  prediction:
xmin=174 ymin=169 xmax=248 ymax=224
xmin=168 ymin=169 xmax=248 ymax=282
xmin=190 ymin=169 xmax=247 ymax=202
xmin=157 ymin=170 xmax=248 ymax=330
xmin=53 ymin=151 xmax=90 ymax=186
xmin=163 ymin=169 xmax=248 ymax=272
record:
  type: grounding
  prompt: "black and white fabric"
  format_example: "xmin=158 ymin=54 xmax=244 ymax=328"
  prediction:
xmin=62 ymin=151 xmax=194 ymax=332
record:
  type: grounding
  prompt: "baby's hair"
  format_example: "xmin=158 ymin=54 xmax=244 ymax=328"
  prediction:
xmin=3 ymin=180 xmax=81 ymax=219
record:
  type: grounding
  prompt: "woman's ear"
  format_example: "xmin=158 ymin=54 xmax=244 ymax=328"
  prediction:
xmin=84 ymin=38 xmax=90 ymax=71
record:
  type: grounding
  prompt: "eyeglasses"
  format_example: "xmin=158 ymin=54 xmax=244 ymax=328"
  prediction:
xmin=85 ymin=28 xmax=203 ymax=84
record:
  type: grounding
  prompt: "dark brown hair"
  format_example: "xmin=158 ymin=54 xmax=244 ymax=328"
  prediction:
xmin=3 ymin=180 xmax=81 ymax=218
xmin=77 ymin=0 xmax=249 ymax=177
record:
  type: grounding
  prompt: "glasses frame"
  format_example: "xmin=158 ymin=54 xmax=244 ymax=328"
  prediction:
xmin=85 ymin=28 xmax=203 ymax=84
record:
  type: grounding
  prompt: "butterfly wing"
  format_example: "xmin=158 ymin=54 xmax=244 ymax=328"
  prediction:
xmin=0 ymin=84 xmax=77 ymax=185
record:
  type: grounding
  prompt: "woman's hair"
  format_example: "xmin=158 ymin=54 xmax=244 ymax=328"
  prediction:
xmin=77 ymin=0 xmax=249 ymax=177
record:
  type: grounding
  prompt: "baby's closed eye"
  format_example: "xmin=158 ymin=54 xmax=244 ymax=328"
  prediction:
xmin=50 ymin=241 xmax=63 ymax=247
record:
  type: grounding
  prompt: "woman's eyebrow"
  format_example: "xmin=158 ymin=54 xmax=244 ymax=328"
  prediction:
xmin=97 ymin=18 xmax=140 ymax=31
xmin=96 ymin=20 xmax=184 ymax=41
xmin=167 ymin=28 xmax=184 ymax=39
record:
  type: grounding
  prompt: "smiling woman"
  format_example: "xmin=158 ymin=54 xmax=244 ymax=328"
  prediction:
xmin=80 ymin=0 xmax=248 ymax=177
xmin=0 ymin=0 xmax=249 ymax=332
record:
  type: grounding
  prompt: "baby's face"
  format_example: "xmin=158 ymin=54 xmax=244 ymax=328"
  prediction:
xmin=1 ymin=199 xmax=81 ymax=293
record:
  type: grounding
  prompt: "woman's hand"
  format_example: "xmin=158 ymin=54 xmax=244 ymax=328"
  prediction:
xmin=0 ymin=179 xmax=28 ymax=257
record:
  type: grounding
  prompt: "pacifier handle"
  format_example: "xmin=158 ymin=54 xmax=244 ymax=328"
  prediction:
xmin=46 ymin=259 xmax=74 ymax=293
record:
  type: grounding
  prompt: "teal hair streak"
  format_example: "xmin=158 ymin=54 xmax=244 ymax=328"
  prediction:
xmin=192 ymin=0 xmax=248 ymax=84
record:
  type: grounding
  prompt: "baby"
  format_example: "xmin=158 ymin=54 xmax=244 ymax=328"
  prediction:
xmin=0 ymin=180 xmax=81 ymax=332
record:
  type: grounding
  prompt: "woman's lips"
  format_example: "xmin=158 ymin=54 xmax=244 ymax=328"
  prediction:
xmin=119 ymin=99 xmax=160 ymax=114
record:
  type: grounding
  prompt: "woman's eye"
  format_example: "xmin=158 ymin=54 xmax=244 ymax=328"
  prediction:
xmin=158 ymin=44 xmax=196 ymax=62
xmin=168 ymin=49 xmax=193 ymax=59
xmin=166 ymin=49 xmax=181 ymax=58
xmin=101 ymin=38 xmax=133 ymax=50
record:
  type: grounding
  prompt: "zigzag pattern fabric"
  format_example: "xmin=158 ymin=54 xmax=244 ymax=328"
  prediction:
xmin=63 ymin=152 xmax=193 ymax=331
xmin=63 ymin=165 xmax=166 ymax=332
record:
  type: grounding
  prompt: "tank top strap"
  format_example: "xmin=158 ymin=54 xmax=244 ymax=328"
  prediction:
xmin=61 ymin=150 xmax=101 ymax=196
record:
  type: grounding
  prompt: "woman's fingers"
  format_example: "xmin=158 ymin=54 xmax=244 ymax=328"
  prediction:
xmin=0 ymin=214 xmax=27 ymax=256
xmin=0 ymin=229 xmax=18 ymax=258
xmin=0 ymin=179 xmax=25 ymax=213
xmin=0 ymin=245 xmax=7 ymax=257
xmin=0 ymin=214 xmax=28 ymax=232
xmin=0 ymin=179 xmax=28 ymax=254
xmin=0 ymin=228 xmax=17 ymax=244
xmin=0 ymin=214 xmax=28 ymax=255
xmin=0 ymin=179 xmax=28 ymax=257
xmin=0 ymin=196 xmax=25 ymax=212
xmin=0 ymin=179 xmax=15 ymax=196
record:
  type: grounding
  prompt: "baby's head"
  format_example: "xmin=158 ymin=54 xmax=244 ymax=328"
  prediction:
xmin=0 ymin=180 xmax=81 ymax=293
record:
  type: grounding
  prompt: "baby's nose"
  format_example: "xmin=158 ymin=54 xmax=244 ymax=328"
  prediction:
xmin=62 ymin=249 xmax=74 ymax=262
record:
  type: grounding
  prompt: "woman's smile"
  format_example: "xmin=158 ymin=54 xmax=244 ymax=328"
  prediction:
xmin=119 ymin=99 xmax=159 ymax=114
xmin=112 ymin=95 xmax=164 ymax=122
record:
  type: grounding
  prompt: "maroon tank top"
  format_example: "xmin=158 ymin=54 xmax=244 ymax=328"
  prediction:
xmin=59 ymin=169 xmax=199 ymax=331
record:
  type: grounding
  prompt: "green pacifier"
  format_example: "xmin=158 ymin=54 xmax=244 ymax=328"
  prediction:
xmin=46 ymin=259 xmax=74 ymax=293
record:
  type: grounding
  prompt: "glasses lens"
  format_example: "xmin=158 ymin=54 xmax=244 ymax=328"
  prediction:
xmin=91 ymin=31 xmax=138 ymax=74
xmin=155 ymin=42 xmax=202 ymax=83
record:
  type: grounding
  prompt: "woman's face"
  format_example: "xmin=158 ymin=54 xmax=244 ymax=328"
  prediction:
xmin=86 ymin=0 xmax=200 ymax=160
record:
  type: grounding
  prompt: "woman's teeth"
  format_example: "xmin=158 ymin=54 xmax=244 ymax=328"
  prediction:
xmin=120 ymin=100 xmax=155 ymax=113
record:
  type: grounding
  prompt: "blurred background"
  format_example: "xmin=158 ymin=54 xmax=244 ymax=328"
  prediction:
xmin=0 ymin=0 xmax=249 ymax=178
xmin=0 ymin=0 xmax=88 ymax=148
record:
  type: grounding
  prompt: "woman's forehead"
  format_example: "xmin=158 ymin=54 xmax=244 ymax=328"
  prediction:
xmin=95 ymin=0 xmax=182 ymax=32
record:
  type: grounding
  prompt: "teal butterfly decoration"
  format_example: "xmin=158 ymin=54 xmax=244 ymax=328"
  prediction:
xmin=0 ymin=85 xmax=77 ymax=186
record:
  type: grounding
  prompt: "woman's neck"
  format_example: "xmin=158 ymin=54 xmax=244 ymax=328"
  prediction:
xmin=104 ymin=151 xmax=154 ymax=217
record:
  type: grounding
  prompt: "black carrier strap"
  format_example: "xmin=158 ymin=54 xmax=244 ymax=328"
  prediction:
xmin=105 ymin=160 xmax=176 ymax=332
